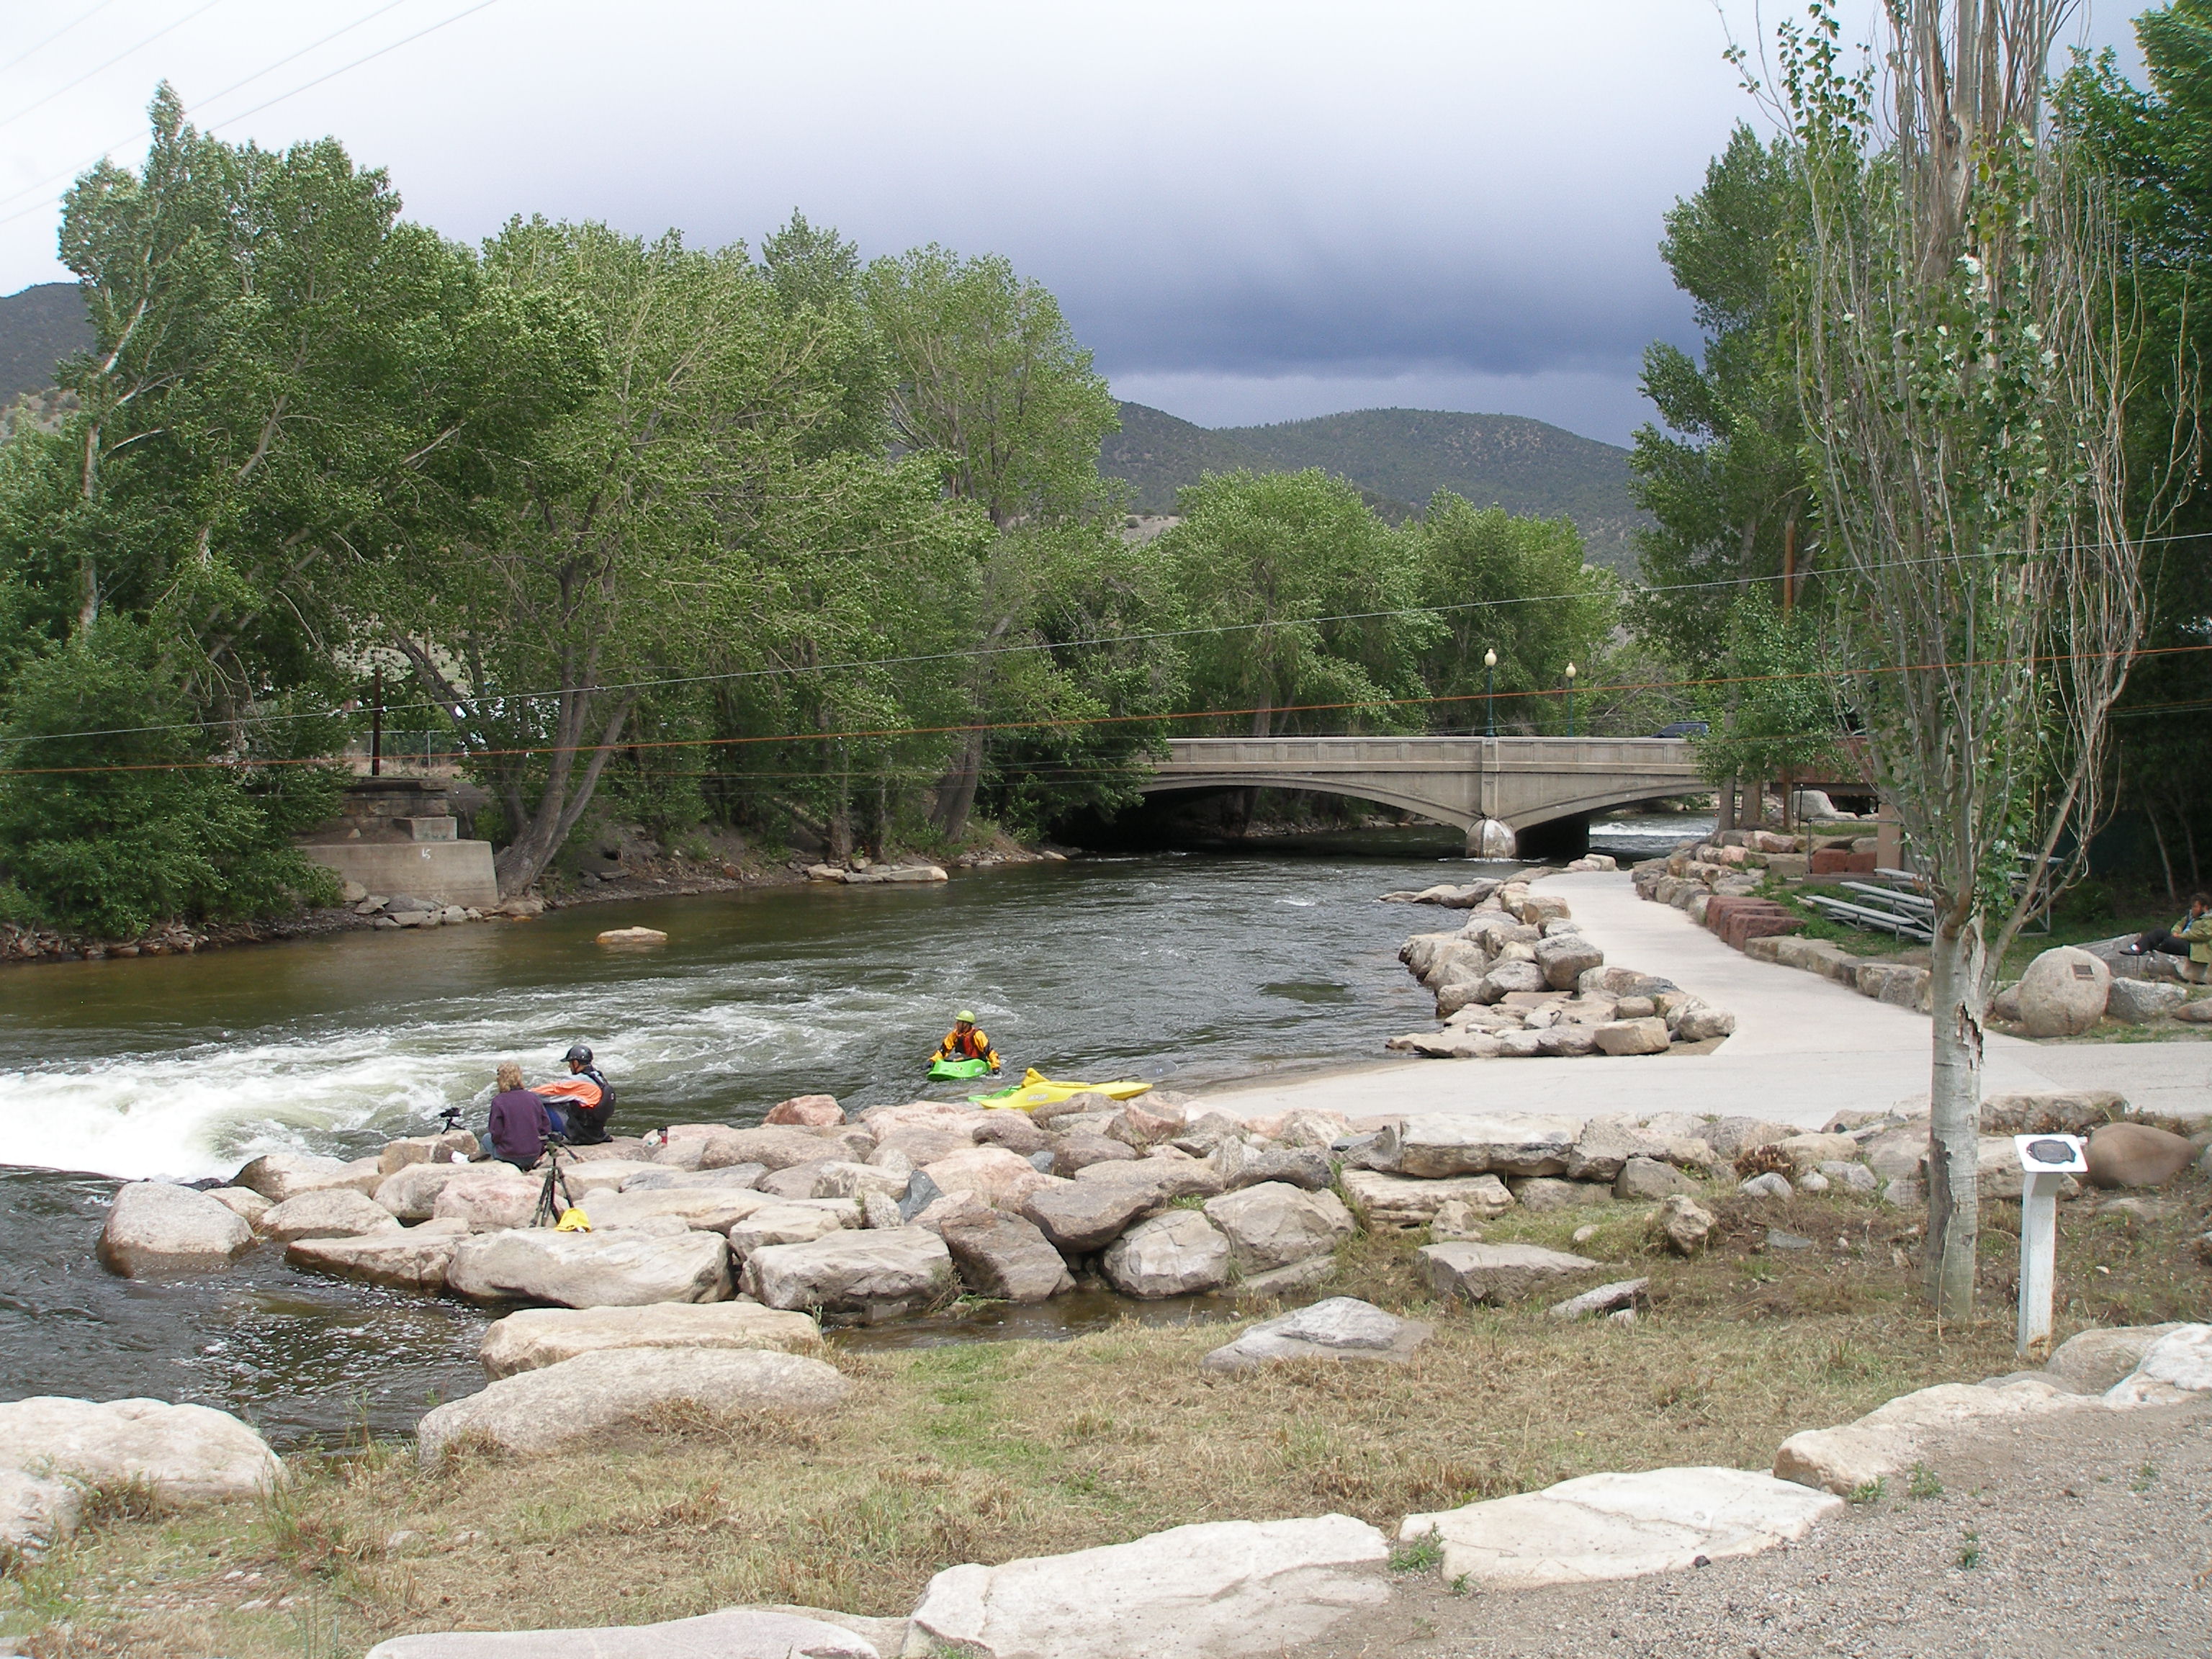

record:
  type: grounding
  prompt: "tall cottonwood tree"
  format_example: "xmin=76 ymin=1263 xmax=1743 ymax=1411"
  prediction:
xmin=1779 ymin=0 xmax=2187 ymax=1316
xmin=860 ymin=248 xmax=1127 ymax=837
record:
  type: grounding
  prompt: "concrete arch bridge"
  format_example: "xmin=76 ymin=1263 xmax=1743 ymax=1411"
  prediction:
xmin=1136 ymin=735 xmax=1706 ymax=856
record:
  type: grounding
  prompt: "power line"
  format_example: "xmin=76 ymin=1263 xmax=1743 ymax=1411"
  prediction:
xmin=0 ymin=0 xmax=225 ymax=135
xmin=0 ymin=0 xmax=125 ymax=80
xmin=0 ymin=0 xmax=497 ymax=228
xmin=206 ymin=0 xmax=500 ymax=132
xmin=12 ymin=529 xmax=2212 ymax=746
xmin=7 ymin=641 xmax=2209 ymax=780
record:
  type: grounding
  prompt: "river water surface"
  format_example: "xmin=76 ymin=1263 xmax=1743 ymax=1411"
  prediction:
xmin=0 ymin=817 xmax=1702 ymax=1446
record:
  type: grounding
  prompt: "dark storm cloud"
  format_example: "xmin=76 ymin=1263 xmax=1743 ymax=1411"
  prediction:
xmin=0 ymin=1 xmax=2152 ymax=441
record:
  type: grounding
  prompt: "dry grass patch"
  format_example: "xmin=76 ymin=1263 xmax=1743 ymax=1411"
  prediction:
xmin=8 ymin=1176 xmax=2208 ymax=1658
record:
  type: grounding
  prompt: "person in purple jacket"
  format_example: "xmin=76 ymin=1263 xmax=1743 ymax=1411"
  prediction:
xmin=483 ymin=1061 xmax=551 ymax=1169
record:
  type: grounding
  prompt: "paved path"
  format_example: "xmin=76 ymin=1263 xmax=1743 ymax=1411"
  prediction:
xmin=1209 ymin=871 xmax=2209 ymax=1126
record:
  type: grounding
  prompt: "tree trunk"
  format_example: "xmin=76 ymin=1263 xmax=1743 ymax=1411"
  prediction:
xmin=1923 ymin=914 xmax=1986 ymax=1320
xmin=1718 ymin=777 xmax=1739 ymax=833
xmin=928 ymin=728 xmax=988 ymax=840
xmin=490 ymin=694 xmax=637 ymax=896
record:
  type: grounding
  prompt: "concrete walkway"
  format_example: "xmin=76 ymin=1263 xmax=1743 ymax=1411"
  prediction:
xmin=1209 ymin=871 xmax=2210 ymax=1127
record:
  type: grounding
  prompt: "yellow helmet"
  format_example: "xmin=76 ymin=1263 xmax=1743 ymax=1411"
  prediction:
xmin=956 ymin=1010 xmax=976 ymax=1023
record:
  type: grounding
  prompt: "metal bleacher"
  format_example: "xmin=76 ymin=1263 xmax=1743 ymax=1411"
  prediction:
xmin=1801 ymin=875 xmax=1935 ymax=942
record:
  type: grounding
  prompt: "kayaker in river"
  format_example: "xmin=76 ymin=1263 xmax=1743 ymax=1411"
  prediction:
xmin=933 ymin=1010 xmax=1002 ymax=1074
xmin=532 ymin=1043 xmax=616 ymax=1143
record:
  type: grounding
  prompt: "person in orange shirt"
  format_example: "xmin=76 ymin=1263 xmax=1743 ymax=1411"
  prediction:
xmin=534 ymin=1043 xmax=616 ymax=1143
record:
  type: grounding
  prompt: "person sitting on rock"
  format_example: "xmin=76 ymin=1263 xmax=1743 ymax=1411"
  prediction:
xmin=934 ymin=1010 xmax=1001 ymax=1074
xmin=532 ymin=1042 xmax=615 ymax=1143
xmin=2125 ymin=894 xmax=2210 ymax=963
xmin=484 ymin=1062 xmax=550 ymax=1169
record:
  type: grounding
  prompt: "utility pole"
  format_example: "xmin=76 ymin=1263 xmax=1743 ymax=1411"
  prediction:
xmin=371 ymin=665 xmax=383 ymax=778
xmin=1484 ymin=648 xmax=1496 ymax=739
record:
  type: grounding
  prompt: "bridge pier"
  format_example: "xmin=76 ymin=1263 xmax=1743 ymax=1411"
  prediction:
xmin=1467 ymin=819 xmax=1517 ymax=859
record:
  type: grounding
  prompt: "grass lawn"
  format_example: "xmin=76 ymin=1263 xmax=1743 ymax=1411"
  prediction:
xmin=7 ymin=1177 xmax=2207 ymax=1659
xmin=1755 ymin=875 xmax=2189 ymax=984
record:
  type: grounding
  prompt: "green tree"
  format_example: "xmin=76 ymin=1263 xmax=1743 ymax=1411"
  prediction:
xmin=0 ymin=88 xmax=496 ymax=930
xmin=860 ymin=246 xmax=1136 ymax=838
xmin=2060 ymin=4 xmax=2212 ymax=896
xmin=380 ymin=219 xmax=966 ymax=894
xmin=1689 ymin=590 xmax=1845 ymax=797
xmin=1162 ymin=469 xmax=1437 ymax=737
xmin=1408 ymin=495 xmax=1617 ymax=734
xmin=1781 ymin=0 xmax=2182 ymax=1316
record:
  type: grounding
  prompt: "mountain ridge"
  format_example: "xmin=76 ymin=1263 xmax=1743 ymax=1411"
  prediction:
xmin=1101 ymin=401 xmax=1647 ymax=572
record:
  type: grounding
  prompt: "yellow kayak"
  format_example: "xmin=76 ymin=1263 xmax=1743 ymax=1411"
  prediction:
xmin=971 ymin=1067 xmax=1152 ymax=1111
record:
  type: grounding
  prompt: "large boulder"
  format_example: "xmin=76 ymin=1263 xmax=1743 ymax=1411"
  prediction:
xmin=2015 ymin=945 xmax=2111 ymax=1037
xmin=706 ymin=1125 xmax=844 ymax=1172
xmin=1020 ymin=1182 xmax=1159 ymax=1254
xmin=1072 ymin=1156 xmax=1223 ymax=1203
xmin=764 ymin=1094 xmax=844 ymax=1127
xmin=1534 ymin=932 xmax=1604 ymax=991
xmin=286 ymin=1220 xmax=468 ymax=1293
xmin=479 ymin=1302 xmax=823 ymax=1378
xmin=2104 ymin=1324 xmax=2212 ymax=1406
xmin=2105 ymin=978 xmax=2188 ymax=1024
xmin=2084 ymin=1122 xmax=2198 ymax=1190
xmin=1200 ymin=1298 xmax=1431 ymax=1374
xmin=1419 ymin=1241 xmax=1599 ymax=1304
xmin=1371 ymin=1113 xmax=1580 ymax=1178
xmin=1593 ymin=1017 xmax=1671 ymax=1056
xmin=1614 ymin=1157 xmax=1701 ymax=1201
xmin=96 ymin=1182 xmax=254 ymax=1277
xmin=374 ymin=1161 xmax=513 ymax=1221
xmin=233 ymin=1151 xmax=381 ymax=1202
xmin=446 ymin=1227 xmax=732 ymax=1307
xmin=363 ymin=1610 xmax=878 ymax=1659
xmin=1773 ymin=1378 xmax=2092 ymax=1495
xmin=1339 ymin=1169 xmax=1514 ymax=1229
xmin=1563 ymin=1117 xmax=1670 ymax=1182
xmin=2046 ymin=1323 xmax=2187 ymax=1395
xmin=939 ymin=1212 xmax=1074 ymax=1302
xmin=741 ymin=1226 xmax=954 ymax=1320
xmin=1100 ymin=1209 xmax=1231 ymax=1298
xmin=922 ymin=1146 xmax=1061 ymax=1213
xmin=203 ymin=1185 xmax=274 ymax=1227
xmin=970 ymin=1110 xmax=1053 ymax=1156
xmin=729 ymin=1203 xmax=850 ymax=1258
xmin=580 ymin=1186 xmax=770 ymax=1233
xmin=1209 ymin=1141 xmax=1334 ymax=1193
xmin=1474 ymin=960 xmax=1548 ymax=1004
xmin=1202 ymin=1183 xmax=1354 ymax=1274
xmin=415 ymin=1348 xmax=848 ymax=1467
xmin=1398 ymin=1467 xmax=1842 ymax=1588
xmin=258 ymin=1187 xmax=403 ymax=1244
xmin=907 ymin=1515 xmax=1389 ymax=1659
xmin=0 ymin=1396 xmax=284 ymax=1550
xmin=431 ymin=1172 xmax=541 ymax=1232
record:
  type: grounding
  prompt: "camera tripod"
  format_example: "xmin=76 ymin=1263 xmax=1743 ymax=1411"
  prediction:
xmin=531 ymin=1134 xmax=580 ymax=1228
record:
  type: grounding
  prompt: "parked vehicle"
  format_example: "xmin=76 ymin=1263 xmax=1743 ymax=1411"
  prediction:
xmin=1650 ymin=720 xmax=1709 ymax=739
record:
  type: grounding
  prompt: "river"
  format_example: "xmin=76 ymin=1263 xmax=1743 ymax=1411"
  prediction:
xmin=0 ymin=815 xmax=1703 ymax=1447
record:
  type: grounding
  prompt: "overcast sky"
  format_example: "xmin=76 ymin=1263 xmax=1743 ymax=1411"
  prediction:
xmin=0 ymin=1 xmax=2151 ymax=445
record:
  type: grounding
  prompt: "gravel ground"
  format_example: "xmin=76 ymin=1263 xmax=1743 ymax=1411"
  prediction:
xmin=1295 ymin=1398 xmax=2212 ymax=1659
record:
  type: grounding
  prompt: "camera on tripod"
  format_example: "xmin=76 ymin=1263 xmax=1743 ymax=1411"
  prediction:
xmin=436 ymin=1105 xmax=464 ymax=1132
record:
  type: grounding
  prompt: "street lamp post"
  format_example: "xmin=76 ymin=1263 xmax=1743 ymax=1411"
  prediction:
xmin=1483 ymin=648 xmax=1496 ymax=738
xmin=1565 ymin=662 xmax=1577 ymax=737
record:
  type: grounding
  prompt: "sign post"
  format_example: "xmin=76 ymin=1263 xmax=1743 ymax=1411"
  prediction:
xmin=2014 ymin=1134 xmax=2086 ymax=1357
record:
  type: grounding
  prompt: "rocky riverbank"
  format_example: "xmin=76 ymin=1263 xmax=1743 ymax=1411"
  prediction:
xmin=1379 ymin=868 xmax=1740 ymax=1058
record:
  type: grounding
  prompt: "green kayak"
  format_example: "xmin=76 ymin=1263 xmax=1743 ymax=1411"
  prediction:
xmin=927 ymin=1056 xmax=994 ymax=1082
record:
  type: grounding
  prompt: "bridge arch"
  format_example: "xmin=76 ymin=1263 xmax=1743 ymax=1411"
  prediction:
xmin=1130 ymin=774 xmax=1473 ymax=833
